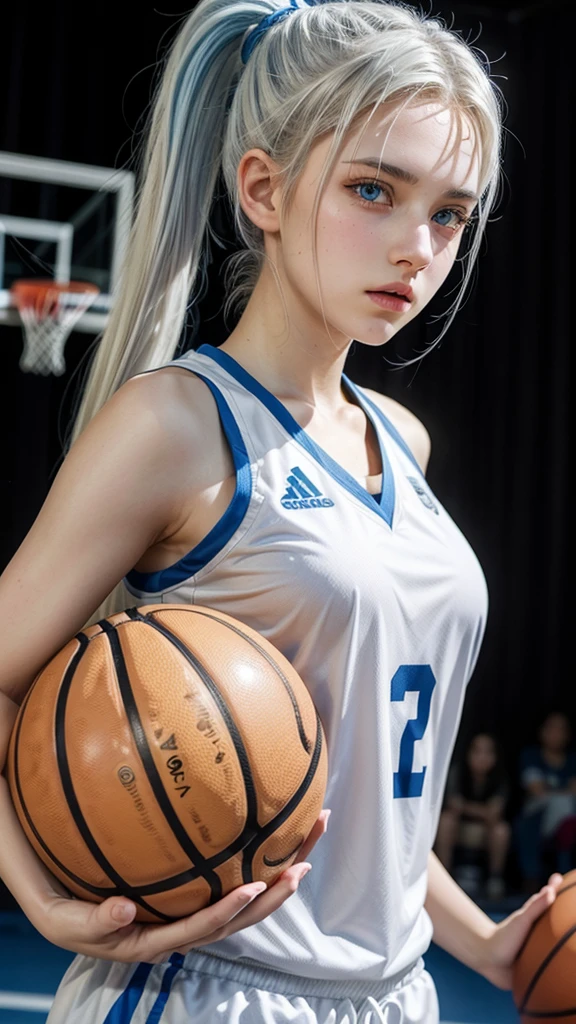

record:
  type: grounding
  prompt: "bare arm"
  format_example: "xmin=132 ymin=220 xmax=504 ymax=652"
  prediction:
xmin=425 ymin=849 xmax=496 ymax=973
xmin=0 ymin=369 xmax=324 ymax=960
xmin=0 ymin=373 xmax=204 ymax=913
xmin=1 ymin=375 xmax=192 ymax=707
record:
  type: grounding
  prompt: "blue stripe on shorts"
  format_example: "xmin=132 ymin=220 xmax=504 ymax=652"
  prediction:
xmin=145 ymin=954 xmax=185 ymax=1024
xmin=102 ymin=961 xmax=154 ymax=1024
xmin=102 ymin=954 xmax=184 ymax=1024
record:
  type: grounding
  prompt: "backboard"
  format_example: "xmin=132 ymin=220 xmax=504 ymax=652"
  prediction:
xmin=0 ymin=151 xmax=135 ymax=334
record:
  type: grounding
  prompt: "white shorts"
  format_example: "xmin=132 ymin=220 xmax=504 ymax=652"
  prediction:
xmin=46 ymin=948 xmax=439 ymax=1023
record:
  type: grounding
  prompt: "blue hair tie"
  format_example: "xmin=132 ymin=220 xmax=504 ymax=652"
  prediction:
xmin=241 ymin=0 xmax=307 ymax=64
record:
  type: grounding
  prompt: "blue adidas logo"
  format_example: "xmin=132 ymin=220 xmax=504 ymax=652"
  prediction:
xmin=281 ymin=466 xmax=335 ymax=510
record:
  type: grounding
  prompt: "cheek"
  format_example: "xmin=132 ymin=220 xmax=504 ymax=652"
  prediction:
xmin=284 ymin=195 xmax=378 ymax=294
xmin=316 ymin=197 xmax=383 ymax=261
xmin=427 ymin=241 xmax=459 ymax=290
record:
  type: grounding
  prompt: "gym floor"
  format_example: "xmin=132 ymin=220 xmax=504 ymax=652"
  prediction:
xmin=0 ymin=904 xmax=520 ymax=1024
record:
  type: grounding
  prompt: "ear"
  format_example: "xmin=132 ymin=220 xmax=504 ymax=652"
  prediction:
xmin=237 ymin=148 xmax=283 ymax=233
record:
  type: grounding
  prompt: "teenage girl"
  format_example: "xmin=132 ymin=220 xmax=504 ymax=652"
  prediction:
xmin=0 ymin=1 xmax=564 ymax=1022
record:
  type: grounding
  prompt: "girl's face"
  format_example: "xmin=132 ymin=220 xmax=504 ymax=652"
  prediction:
xmin=467 ymin=734 xmax=497 ymax=775
xmin=272 ymin=100 xmax=481 ymax=352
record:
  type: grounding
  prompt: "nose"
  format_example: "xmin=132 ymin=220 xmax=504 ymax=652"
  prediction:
xmin=387 ymin=221 xmax=434 ymax=272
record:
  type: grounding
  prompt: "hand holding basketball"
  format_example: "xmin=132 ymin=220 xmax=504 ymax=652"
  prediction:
xmin=34 ymin=809 xmax=329 ymax=963
xmin=470 ymin=872 xmax=564 ymax=994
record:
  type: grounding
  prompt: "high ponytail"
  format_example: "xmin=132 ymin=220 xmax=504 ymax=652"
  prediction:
xmin=73 ymin=0 xmax=504 ymax=627
xmin=69 ymin=1 xmax=267 ymax=446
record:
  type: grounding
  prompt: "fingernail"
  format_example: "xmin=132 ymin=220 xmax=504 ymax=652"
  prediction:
xmin=112 ymin=903 xmax=134 ymax=922
xmin=324 ymin=810 xmax=332 ymax=831
xmin=298 ymin=864 xmax=312 ymax=881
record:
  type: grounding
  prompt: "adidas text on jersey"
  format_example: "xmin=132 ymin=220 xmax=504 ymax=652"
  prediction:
xmin=281 ymin=466 xmax=335 ymax=510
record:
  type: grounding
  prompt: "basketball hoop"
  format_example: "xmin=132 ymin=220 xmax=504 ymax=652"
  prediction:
xmin=11 ymin=279 xmax=100 ymax=376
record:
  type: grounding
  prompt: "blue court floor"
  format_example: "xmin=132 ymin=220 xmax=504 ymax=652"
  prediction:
xmin=0 ymin=908 xmax=519 ymax=1024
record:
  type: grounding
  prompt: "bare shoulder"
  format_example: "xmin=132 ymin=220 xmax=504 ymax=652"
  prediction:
xmin=362 ymin=387 xmax=431 ymax=475
xmin=63 ymin=364 xmax=219 ymax=511
xmin=122 ymin=364 xmax=223 ymax=442
xmin=120 ymin=361 xmax=233 ymax=504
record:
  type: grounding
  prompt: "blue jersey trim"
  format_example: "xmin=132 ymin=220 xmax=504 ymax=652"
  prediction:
xmin=144 ymin=953 xmax=185 ymax=1024
xmin=198 ymin=344 xmax=396 ymax=529
xmin=341 ymin=377 xmax=398 ymax=522
xmin=125 ymin=372 xmax=253 ymax=593
xmin=102 ymin=961 xmax=154 ymax=1024
xmin=348 ymin=382 xmax=424 ymax=478
xmin=346 ymin=384 xmax=446 ymax=516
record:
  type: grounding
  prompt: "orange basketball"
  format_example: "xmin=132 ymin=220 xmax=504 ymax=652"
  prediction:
xmin=6 ymin=604 xmax=328 ymax=923
xmin=513 ymin=869 xmax=576 ymax=1021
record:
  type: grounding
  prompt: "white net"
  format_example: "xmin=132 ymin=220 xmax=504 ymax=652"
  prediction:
xmin=13 ymin=282 xmax=100 ymax=376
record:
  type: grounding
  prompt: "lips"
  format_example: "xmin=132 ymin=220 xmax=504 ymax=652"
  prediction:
xmin=369 ymin=282 xmax=414 ymax=302
xmin=367 ymin=291 xmax=411 ymax=312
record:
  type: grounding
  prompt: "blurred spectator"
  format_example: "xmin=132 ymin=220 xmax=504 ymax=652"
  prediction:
xmin=513 ymin=711 xmax=576 ymax=892
xmin=435 ymin=733 xmax=510 ymax=899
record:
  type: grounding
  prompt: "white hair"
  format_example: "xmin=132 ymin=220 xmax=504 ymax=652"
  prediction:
xmin=70 ymin=0 xmax=504 ymax=625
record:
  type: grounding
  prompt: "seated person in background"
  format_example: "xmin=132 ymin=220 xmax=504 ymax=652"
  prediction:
xmin=434 ymin=732 xmax=510 ymax=899
xmin=513 ymin=710 xmax=576 ymax=892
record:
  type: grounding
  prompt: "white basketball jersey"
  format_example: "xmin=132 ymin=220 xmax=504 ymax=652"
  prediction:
xmin=120 ymin=342 xmax=488 ymax=982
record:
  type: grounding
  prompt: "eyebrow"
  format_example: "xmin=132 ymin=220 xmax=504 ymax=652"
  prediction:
xmin=341 ymin=158 xmax=480 ymax=203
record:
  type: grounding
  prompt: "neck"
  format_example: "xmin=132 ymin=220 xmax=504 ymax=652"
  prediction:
xmin=221 ymin=268 xmax=354 ymax=412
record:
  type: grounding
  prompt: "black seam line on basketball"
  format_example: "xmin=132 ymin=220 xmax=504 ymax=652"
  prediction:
xmin=519 ymin=919 xmax=576 ymax=1013
xmin=55 ymin=630 xmax=175 ymax=922
xmin=124 ymin=610 xmax=259 ymax=833
xmin=144 ymin=606 xmax=313 ymax=756
xmin=98 ymin=620 xmax=224 ymax=902
xmin=516 ymin=880 xmax=576 ymax=1011
xmin=182 ymin=609 xmax=312 ymax=754
xmin=512 ymin=880 xmax=576 ymax=966
xmin=12 ymin=637 xmax=171 ymax=914
xmin=520 ymin=1008 xmax=576 ymax=1018
xmin=127 ymin=821 xmax=260 ymax=896
xmin=131 ymin=824 xmax=260 ymax=896
xmin=10 ymin=650 xmax=121 ymax=900
xmin=12 ymin=641 xmax=167 ymax=914
xmin=241 ymin=709 xmax=323 ymax=884
xmin=136 ymin=816 xmax=278 ymax=895
xmin=126 ymin=819 xmax=255 ymax=896
xmin=125 ymin=807 xmax=292 ymax=894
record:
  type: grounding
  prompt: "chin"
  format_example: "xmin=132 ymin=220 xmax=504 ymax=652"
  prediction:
xmin=354 ymin=322 xmax=403 ymax=348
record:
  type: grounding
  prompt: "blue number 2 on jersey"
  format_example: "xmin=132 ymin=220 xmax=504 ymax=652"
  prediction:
xmin=391 ymin=664 xmax=437 ymax=798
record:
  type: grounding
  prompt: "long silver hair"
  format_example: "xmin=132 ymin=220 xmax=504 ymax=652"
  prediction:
xmin=72 ymin=0 xmax=504 ymax=624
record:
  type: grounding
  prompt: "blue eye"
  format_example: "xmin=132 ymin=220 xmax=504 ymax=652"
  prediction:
xmin=433 ymin=209 xmax=461 ymax=228
xmin=357 ymin=182 xmax=384 ymax=203
xmin=346 ymin=179 xmax=471 ymax=232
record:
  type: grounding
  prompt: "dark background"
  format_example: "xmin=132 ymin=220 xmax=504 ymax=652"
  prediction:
xmin=1 ymin=1 xmax=573 ymax=799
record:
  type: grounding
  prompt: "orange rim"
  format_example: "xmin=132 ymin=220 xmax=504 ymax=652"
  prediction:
xmin=10 ymin=279 xmax=100 ymax=310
